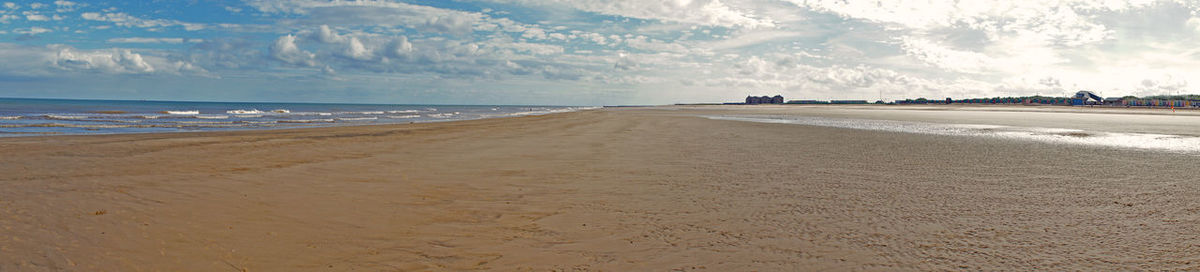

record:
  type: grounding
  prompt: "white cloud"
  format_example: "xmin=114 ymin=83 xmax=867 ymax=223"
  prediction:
xmin=23 ymin=11 xmax=48 ymax=21
xmin=582 ymin=32 xmax=606 ymax=45
xmin=614 ymin=52 xmax=638 ymax=70
xmin=245 ymin=24 xmax=603 ymax=81
xmin=623 ymin=36 xmax=689 ymax=53
xmin=421 ymin=13 xmax=476 ymax=35
xmin=899 ymin=37 xmax=998 ymax=74
xmin=269 ymin=34 xmax=317 ymax=66
xmin=1188 ymin=16 xmax=1200 ymax=32
xmin=387 ymin=36 xmax=414 ymax=57
xmin=521 ymin=28 xmax=546 ymax=40
xmin=249 ymin=0 xmax=459 ymax=14
xmin=16 ymin=27 xmax=51 ymax=34
xmin=703 ymin=30 xmax=807 ymax=51
xmin=1135 ymin=74 xmax=1189 ymax=96
xmin=81 ymin=12 xmax=205 ymax=31
xmin=751 ymin=0 xmax=1200 ymax=99
xmin=107 ymin=37 xmax=202 ymax=44
xmin=342 ymin=37 xmax=372 ymax=61
xmin=55 ymin=48 xmax=153 ymax=73
xmin=53 ymin=0 xmax=79 ymax=12
xmin=6 ymin=0 xmax=1200 ymax=104
xmin=246 ymin=0 xmax=484 ymax=35
xmin=790 ymin=0 xmax=1129 ymax=46
xmin=313 ymin=25 xmax=344 ymax=43
xmin=36 ymin=46 xmax=211 ymax=76
xmin=497 ymin=41 xmax=563 ymax=55
xmin=495 ymin=0 xmax=774 ymax=28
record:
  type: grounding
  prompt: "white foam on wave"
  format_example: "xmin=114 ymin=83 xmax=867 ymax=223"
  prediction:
xmin=503 ymin=106 xmax=600 ymax=117
xmin=290 ymin=112 xmax=333 ymax=116
xmin=277 ymin=119 xmax=335 ymax=123
xmin=236 ymin=120 xmax=276 ymax=124
xmin=75 ymin=124 xmax=139 ymax=128
xmin=335 ymin=111 xmax=386 ymax=115
xmin=5 ymin=107 xmax=597 ymax=135
xmin=427 ymin=113 xmax=457 ymax=118
xmin=227 ymin=109 xmax=264 ymax=114
xmin=707 ymin=115 xmax=1200 ymax=155
xmin=162 ymin=110 xmax=200 ymax=115
xmin=1 ymin=123 xmax=141 ymax=128
xmin=0 ymin=123 xmax=66 ymax=128
xmin=175 ymin=120 xmax=235 ymax=124
xmin=43 ymin=114 xmax=89 ymax=120
xmin=89 ymin=119 xmax=142 ymax=123
xmin=336 ymin=117 xmax=377 ymax=121
xmin=227 ymin=109 xmax=288 ymax=114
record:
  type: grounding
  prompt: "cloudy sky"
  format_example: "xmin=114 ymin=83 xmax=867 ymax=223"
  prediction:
xmin=1 ymin=0 xmax=1199 ymax=105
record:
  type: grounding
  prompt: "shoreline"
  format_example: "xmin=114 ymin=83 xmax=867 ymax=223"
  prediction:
xmin=0 ymin=107 xmax=600 ymax=139
xmin=6 ymin=103 xmax=1198 ymax=139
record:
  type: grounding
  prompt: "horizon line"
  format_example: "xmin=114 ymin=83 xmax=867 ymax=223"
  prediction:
xmin=0 ymin=96 xmax=603 ymax=108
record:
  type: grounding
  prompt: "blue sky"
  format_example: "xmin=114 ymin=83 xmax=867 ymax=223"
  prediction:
xmin=2 ymin=0 xmax=1200 ymax=105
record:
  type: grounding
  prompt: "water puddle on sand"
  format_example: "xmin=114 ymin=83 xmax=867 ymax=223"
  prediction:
xmin=706 ymin=115 xmax=1200 ymax=155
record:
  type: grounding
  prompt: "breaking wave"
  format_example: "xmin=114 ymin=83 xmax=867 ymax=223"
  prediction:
xmin=277 ymin=119 xmax=335 ymax=123
xmin=1 ymin=103 xmax=594 ymax=137
xmin=161 ymin=110 xmax=200 ymax=115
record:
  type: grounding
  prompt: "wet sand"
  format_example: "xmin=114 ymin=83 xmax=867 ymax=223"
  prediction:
xmin=2 ymin=105 xmax=1199 ymax=270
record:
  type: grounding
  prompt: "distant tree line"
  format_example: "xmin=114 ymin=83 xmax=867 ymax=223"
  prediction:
xmin=904 ymin=94 xmax=1200 ymax=101
xmin=1138 ymin=94 xmax=1200 ymax=100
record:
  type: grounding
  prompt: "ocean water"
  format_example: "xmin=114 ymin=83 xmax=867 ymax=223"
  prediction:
xmin=708 ymin=115 xmax=1200 ymax=155
xmin=0 ymin=98 xmax=596 ymax=136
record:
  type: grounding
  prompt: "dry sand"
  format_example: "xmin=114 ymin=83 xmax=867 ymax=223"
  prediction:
xmin=2 ymin=105 xmax=1200 ymax=270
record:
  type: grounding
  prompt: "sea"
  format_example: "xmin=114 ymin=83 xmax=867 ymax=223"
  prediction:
xmin=0 ymin=98 xmax=597 ymax=137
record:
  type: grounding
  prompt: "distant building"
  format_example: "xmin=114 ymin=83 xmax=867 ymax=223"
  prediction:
xmin=1103 ymin=97 xmax=1123 ymax=106
xmin=830 ymin=100 xmax=868 ymax=104
xmin=1071 ymin=91 xmax=1103 ymax=105
xmin=746 ymin=95 xmax=784 ymax=104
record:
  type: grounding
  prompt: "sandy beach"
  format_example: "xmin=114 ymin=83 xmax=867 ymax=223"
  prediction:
xmin=3 ymin=105 xmax=1200 ymax=270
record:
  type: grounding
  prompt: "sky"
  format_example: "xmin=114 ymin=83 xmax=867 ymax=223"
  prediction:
xmin=1 ymin=0 xmax=1200 ymax=105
